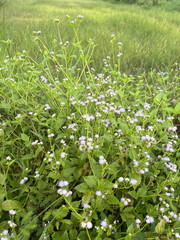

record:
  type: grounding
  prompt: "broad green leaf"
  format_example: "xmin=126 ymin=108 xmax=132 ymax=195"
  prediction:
xmin=118 ymin=120 xmax=129 ymax=133
xmin=83 ymin=176 xmax=96 ymax=188
xmin=174 ymin=102 xmax=180 ymax=114
xmin=52 ymin=205 xmax=69 ymax=220
xmin=127 ymin=223 xmax=135 ymax=234
xmin=75 ymin=183 xmax=89 ymax=193
xmin=52 ymin=231 xmax=69 ymax=240
xmin=43 ymin=210 xmax=52 ymax=220
xmin=107 ymin=195 xmax=119 ymax=205
xmin=137 ymin=185 xmax=148 ymax=197
xmin=71 ymin=201 xmax=81 ymax=209
xmin=21 ymin=133 xmax=29 ymax=142
xmin=2 ymin=200 xmax=22 ymax=211
xmin=155 ymin=219 xmax=165 ymax=235
xmin=0 ymin=174 xmax=5 ymax=185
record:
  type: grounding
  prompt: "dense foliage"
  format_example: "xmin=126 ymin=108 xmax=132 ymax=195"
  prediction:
xmin=0 ymin=17 xmax=180 ymax=240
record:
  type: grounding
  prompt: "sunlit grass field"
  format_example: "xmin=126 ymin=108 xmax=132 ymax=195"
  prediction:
xmin=0 ymin=0 xmax=180 ymax=73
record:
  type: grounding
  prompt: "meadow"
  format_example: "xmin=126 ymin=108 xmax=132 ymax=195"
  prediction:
xmin=0 ymin=0 xmax=180 ymax=72
xmin=0 ymin=0 xmax=180 ymax=239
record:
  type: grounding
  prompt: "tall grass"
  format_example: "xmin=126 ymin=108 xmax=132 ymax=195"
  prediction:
xmin=0 ymin=0 xmax=179 ymax=73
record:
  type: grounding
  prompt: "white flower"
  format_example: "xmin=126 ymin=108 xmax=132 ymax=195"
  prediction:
xmin=146 ymin=216 xmax=154 ymax=223
xmin=58 ymin=180 xmax=69 ymax=187
xmin=98 ymin=156 xmax=107 ymax=165
xmin=81 ymin=221 xmax=93 ymax=229
xmin=101 ymin=219 xmax=108 ymax=227
xmin=83 ymin=203 xmax=91 ymax=209
xmin=175 ymin=233 xmax=180 ymax=238
xmin=8 ymin=221 xmax=17 ymax=227
xmin=95 ymin=190 xmax=102 ymax=196
xmin=9 ymin=210 xmax=16 ymax=215
xmin=48 ymin=133 xmax=55 ymax=138
xmin=2 ymin=230 xmax=8 ymax=235
xmin=135 ymin=219 xmax=141 ymax=224
xmin=81 ymin=222 xmax=87 ymax=228
xmin=130 ymin=179 xmax=137 ymax=185
xmin=118 ymin=177 xmax=124 ymax=182
xmin=86 ymin=221 xmax=93 ymax=229
xmin=60 ymin=152 xmax=66 ymax=158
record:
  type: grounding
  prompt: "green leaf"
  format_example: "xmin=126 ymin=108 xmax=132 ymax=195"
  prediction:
xmin=54 ymin=118 xmax=66 ymax=130
xmin=118 ymin=120 xmax=129 ymax=133
xmin=2 ymin=200 xmax=22 ymax=211
xmin=21 ymin=133 xmax=29 ymax=142
xmin=0 ymin=102 xmax=11 ymax=110
xmin=121 ymin=212 xmax=134 ymax=221
xmin=43 ymin=210 xmax=52 ymax=220
xmin=71 ymin=201 xmax=81 ymax=209
xmin=75 ymin=183 xmax=89 ymax=193
xmin=92 ymin=165 xmax=102 ymax=179
xmin=83 ymin=176 xmax=96 ymax=188
xmin=52 ymin=231 xmax=69 ymax=240
xmin=61 ymin=219 xmax=72 ymax=225
xmin=107 ymin=195 xmax=119 ymax=205
xmin=31 ymin=131 xmax=43 ymax=139
xmin=0 ymin=174 xmax=5 ymax=185
xmin=52 ymin=205 xmax=69 ymax=220
xmin=174 ymin=102 xmax=180 ymax=114
xmin=155 ymin=219 xmax=165 ymax=235
xmin=137 ymin=185 xmax=147 ymax=197
xmin=128 ymin=191 xmax=138 ymax=199
xmin=127 ymin=223 xmax=135 ymax=234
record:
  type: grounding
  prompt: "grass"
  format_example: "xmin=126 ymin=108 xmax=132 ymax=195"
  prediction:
xmin=0 ymin=0 xmax=180 ymax=73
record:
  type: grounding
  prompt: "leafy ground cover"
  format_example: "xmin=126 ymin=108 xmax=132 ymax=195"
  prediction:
xmin=0 ymin=17 xmax=180 ymax=239
xmin=0 ymin=0 xmax=180 ymax=73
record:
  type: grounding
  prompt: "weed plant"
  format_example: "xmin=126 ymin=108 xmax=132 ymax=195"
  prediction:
xmin=0 ymin=17 xmax=180 ymax=240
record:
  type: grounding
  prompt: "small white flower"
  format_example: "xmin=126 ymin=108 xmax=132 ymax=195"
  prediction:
xmin=86 ymin=221 xmax=93 ymax=229
xmin=9 ymin=210 xmax=16 ymax=215
xmin=2 ymin=230 xmax=8 ymax=235
xmin=175 ymin=233 xmax=180 ymax=238
xmin=118 ymin=177 xmax=124 ymax=182
xmin=48 ymin=133 xmax=55 ymax=138
xmin=8 ymin=221 xmax=17 ymax=227
xmin=135 ymin=219 xmax=141 ymax=224
xmin=101 ymin=219 xmax=108 ymax=227
xmin=58 ymin=180 xmax=69 ymax=187
xmin=98 ymin=156 xmax=107 ymax=165
xmin=60 ymin=152 xmax=66 ymax=158
xmin=83 ymin=203 xmax=91 ymax=209
xmin=146 ymin=216 xmax=154 ymax=223
xmin=95 ymin=190 xmax=102 ymax=196
xmin=81 ymin=222 xmax=87 ymax=228
xmin=130 ymin=179 xmax=138 ymax=185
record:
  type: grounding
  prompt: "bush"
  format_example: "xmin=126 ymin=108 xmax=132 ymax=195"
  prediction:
xmin=0 ymin=17 xmax=179 ymax=239
xmin=116 ymin=0 xmax=165 ymax=5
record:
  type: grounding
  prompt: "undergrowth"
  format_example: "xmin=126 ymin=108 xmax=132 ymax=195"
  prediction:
xmin=0 ymin=16 xmax=180 ymax=240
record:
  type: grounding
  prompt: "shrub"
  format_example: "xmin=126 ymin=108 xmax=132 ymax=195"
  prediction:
xmin=0 ymin=16 xmax=179 ymax=239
